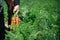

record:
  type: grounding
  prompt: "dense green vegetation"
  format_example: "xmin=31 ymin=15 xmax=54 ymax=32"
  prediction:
xmin=3 ymin=0 xmax=60 ymax=40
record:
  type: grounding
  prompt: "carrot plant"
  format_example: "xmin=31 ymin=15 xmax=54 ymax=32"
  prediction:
xmin=5 ymin=0 xmax=60 ymax=40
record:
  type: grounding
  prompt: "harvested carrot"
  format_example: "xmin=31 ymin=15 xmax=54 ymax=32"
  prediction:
xmin=15 ymin=16 xmax=20 ymax=26
xmin=11 ymin=16 xmax=15 ymax=25
xmin=10 ymin=16 xmax=15 ymax=31
xmin=10 ymin=13 xmax=21 ymax=31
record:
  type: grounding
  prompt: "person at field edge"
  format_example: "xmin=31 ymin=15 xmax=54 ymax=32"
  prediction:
xmin=0 ymin=0 xmax=20 ymax=40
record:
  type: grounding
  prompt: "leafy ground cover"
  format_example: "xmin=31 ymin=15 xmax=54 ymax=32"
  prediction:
xmin=3 ymin=0 xmax=60 ymax=40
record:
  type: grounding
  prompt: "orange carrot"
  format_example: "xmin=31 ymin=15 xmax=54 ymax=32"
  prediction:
xmin=15 ymin=16 xmax=20 ymax=26
xmin=10 ymin=13 xmax=21 ymax=31
xmin=11 ymin=16 xmax=15 ymax=25
xmin=10 ymin=16 xmax=15 ymax=31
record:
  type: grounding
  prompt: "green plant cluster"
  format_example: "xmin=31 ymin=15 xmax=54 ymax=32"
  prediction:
xmin=5 ymin=0 xmax=60 ymax=40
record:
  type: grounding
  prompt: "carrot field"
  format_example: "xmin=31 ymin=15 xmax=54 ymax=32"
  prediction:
xmin=3 ymin=0 xmax=60 ymax=40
